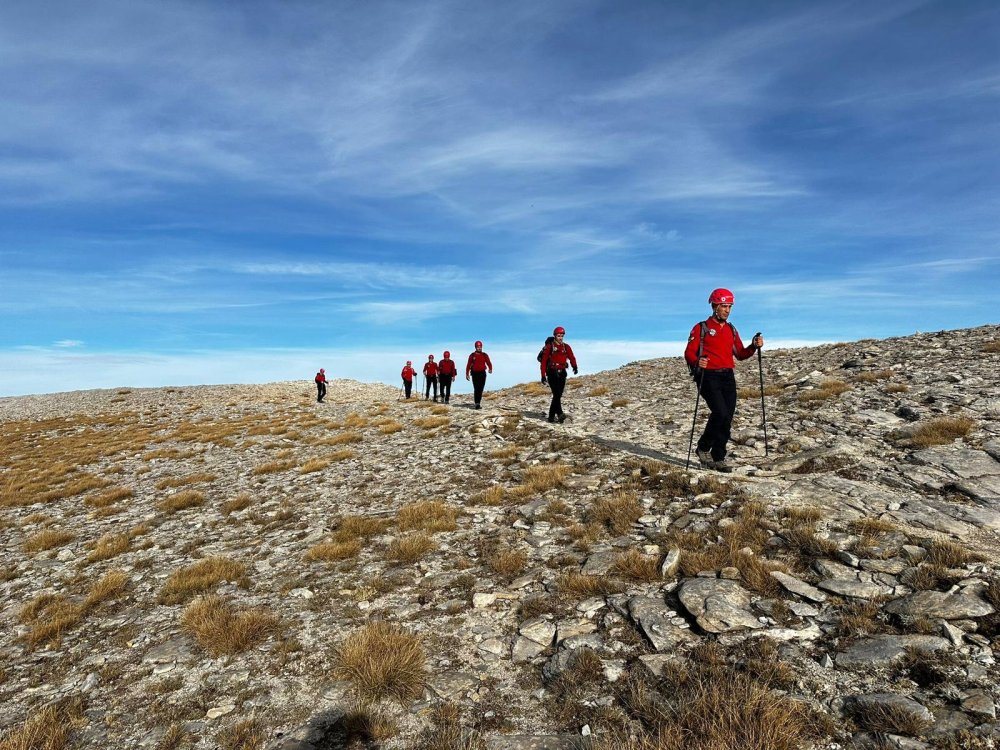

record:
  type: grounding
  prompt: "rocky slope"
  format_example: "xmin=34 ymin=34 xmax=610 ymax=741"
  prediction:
xmin=2 ymin=325 xmax=1000 ymax=750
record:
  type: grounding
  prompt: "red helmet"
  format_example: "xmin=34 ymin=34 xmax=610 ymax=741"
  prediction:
xmin=443 ymin=351 xmax=450 ymax=358
xmin=553 ymin=326 xmax=565 ymax=335
xmin=708 ymin=288 xmax=735 ymax=305
xmin=319 ymin=368 xmax=324 ymax=373
xmin=474 ymin=340 xmax=483 ymax=348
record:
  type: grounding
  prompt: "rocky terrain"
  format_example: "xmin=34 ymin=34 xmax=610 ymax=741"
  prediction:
xmin=2 ymin=324 xmax=1000 ymax=750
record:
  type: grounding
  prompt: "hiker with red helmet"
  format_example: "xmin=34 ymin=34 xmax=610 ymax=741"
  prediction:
xmin=684 ymin=288 xmax=764 ymax=472
xmin=438 ymin=351 xmax=457 ymax=404
xmin=401 ymin=361 xmax=416 ymax=399
xmin=465 ymin=341 xmax=493 ymax=410
xmin=423 ymin=354 xmax=439 ymax=401
xmin=314 ymin=368 xmax=327 ymax=403
xmin=540 ymin=326 xmax=578 ymax=423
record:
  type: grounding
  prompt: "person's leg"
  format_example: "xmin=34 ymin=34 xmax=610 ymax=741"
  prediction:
xmin=549 ymin=370 xmax=566 ymax=419
xmin=404 ymin=380 xmax=411 ymax=398
xmin=473 ymin=371 xmax=486 ymax=406
xmin=718 ymin=371 xmax=738 ymax=460
xmin=441 ymin=376 xmax=451 ymax=402
xmin=431 ymin=376 xmax=438 ymax=401
xmin=697 ymin=372 xmax=730 ymax=460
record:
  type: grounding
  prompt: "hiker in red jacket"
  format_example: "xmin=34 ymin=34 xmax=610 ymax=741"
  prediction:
xmin=438 ymin=351 xmax=457 ymax=404
xmin=423 ymin=355 xmax=439 ymax=401
xmin=540 ymin=326 xmax=577 ymax=423
xmin=314 ymin=368 xmax=327 ymax=403
xmin=684 ymin=288 xmax=764 ymax=472
xmin=465 ymin=341 xmax=493 ymax=409
xmin=401 ymin=361 xmax=416 ymax=399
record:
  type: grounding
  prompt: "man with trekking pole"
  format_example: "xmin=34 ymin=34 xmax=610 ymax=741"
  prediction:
xmin=684 ymin=288 xmax=764 ymax=473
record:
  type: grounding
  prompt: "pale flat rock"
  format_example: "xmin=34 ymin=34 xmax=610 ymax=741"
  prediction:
xmin=519 ymin=618 xmax=557 ymax=646
xmin=429 ymin=672 xmax=479 ymax=700
xmin=628 ymin=596 xmax=695 ymax=651
xmin=771 ymin=571 xmax=828 ymax=602
xmin=912 ymin=447 xmax=1000 ymax=479
xmin=816 ymin=578 xmax=893 ymax=599
xmin=883 ymin=590 xmax=995 ymax=619
xmin=511 ymin=637 xmax=547 ymax=663
xmin=487 ymin=737 xmax=580 ymax=750
xmin=677 ymin=578 xmax=764 ymax=633
xmin=836 ymin=635 xmax=950 ymax=669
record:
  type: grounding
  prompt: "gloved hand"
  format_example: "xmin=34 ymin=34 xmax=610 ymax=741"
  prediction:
xmin=541 ymin=376 xmax=547 ymax=385
xmin=572 ymin=367 xmax=578 ymax=375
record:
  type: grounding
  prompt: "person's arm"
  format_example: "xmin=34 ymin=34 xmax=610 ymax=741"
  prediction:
xmin=485 ymin=354 xmax=493 ymax=373
xmin=733 ymin=328 xmax=760 ymax=360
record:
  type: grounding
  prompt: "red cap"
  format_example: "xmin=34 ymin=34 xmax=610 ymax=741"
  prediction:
xmin=709 ymin=288 xmax=735 ymax=305
xmin=475 ymin=340 xmax=483 ymax=348
xmin=553 ymin=326 xmax=565 ymax=335
xmin=319 ymin=368 xmax=325 ymax=373
xmin=443 ymin=351 xmax=450 ymax=358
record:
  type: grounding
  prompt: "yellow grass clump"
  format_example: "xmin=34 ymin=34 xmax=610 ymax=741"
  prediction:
xmin=387 ymin=533 xmax=437 ymax=564
xmin=333 ymin=622 xmax=427 ymax=705
xmin=84 ymin=570 xmax=130 ymax=607
xmin=23 ymin=529 xmax=74 ymax=554
xmin=397 ymin=501 xmax=458 ymax=533
xmin=85 ymin=486 xmax=134 ymax=508
xmin=379 ymin=421 xmax=404 ymax=435
xmin=157 ymin=490 xmax=206 ymax=513
xmin=251 ymin=459 xmax=298 ymax=475
xmin=159 ymin=556 xmax=248 ymax=605
xmin=508 ymin=463 xmax=571 ymax=498
xmin=590 ymin=491 xmax=643 ymax=535
xmin=910 ymin=417 xmax=976 ymax=447
xmin=155 ymin=472 xmax=217 ymax=490
xmin=86 ymin=533 xmax=131 ymax=563
xmin=798 ymin=380 xmax=851 ymax=402
xmin=305 ymin=540 xmax=363 ymax=562
xmin=181 ymin=595 xmax=280 ymax=656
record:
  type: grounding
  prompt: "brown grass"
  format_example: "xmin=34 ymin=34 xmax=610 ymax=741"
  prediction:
xmin=335 ymin=515 xmax=390 ymax=541
xmin=853 ymin=369 xmax=894 ymax=382
xmin=86 ymin=533 xmax=131 ymax=563
xmin=611 ymin=549 xmax=661 ymax=581
xmin=555 ymin=572 xmax=625 ymax=599
xmin=837 ymin=599 xmax=887 ymax=638
xmin=590 ymin=491 xmax=643 ymax=535
xmin=925 ymin=538 xmax=984 ymax=568
xmin=885 ymin=383 xmax=910 ymax=393
xmin=910 ymin=417 xmax=976 ymax=447
xmin=379 ymin=421 xmax=404 ymax=434
xmin=300 ymin=457 xmax=333 ymax=473
xmin=327 ymin=431 xmax=364 ymax=445
xmin=611 ymin=398 xmax=628 ymax=408
xmin=344 ymin=413 xmax=370 ymax=429
xmin=490 ymin=445 xmax=520 ymax=459
xmin=251 ymin=459 xmax=297 ymax=475
xmin=305 ymin=540 xmax=363 ymax=562
xmin=181 ymin=595 xmax=280 ymax=656
xmin=397 ymin=501 xmax=458 ymax=533
xmin=981 ymin=340 xmax=1000 ymax=354
xmin=216 ymin=720 xmax=267 ymax=750
xmin=413 ymin=416 xmax=450 ymax=429
xmin=387 ymin=533 xmax=437 ymax=564
xmin=487 ymin=548 xmax=528 ymax=579
xmin=508 ymin=463 xmax=571 ymax=499
xmin=23 ymin=529 xmax=74 ymax=553
xmin=849 ymin=700 xmax=932 ymax=736
xmin=797 ymin=379 xmax=850 ymax=402
xmin=0 ymin=703 xmax=77 ymax=750
xmin=473 ymin=486 xmax=506 ymax=506
xmin=85 ymin=486 xmax=134 ymax=508
xmin=588 ymin=386 xmax=610 ymax=397
xmin=84 ymin=569 xmax=129 ymax=607
xmin=18 ymin=594 xmax=84 ymax=649
xmin=159 ymin=556 xmax=248 ymax=605
xmin=737 ymin=384 xmax=784 ymax=399
xmin=221 ymin=493 xmax=253 ymax=515
xmin=521 ymin=381 xmax=550 ymax=396
xmin=157 ymin=490 xmax=206 ymax=513
xmin=333 ymin=622 xmax=427 ymax=705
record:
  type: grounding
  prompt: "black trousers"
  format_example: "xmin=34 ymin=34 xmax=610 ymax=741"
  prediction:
xmin=316 ymin=381 xmax=326 ymax=402
xmin=425 ymin=375 xmax=438 ymax=399
xmin=547 ymin=368 xmax=567 ymax=419
xmin=403 ymin=379 xmax=412 ymax=398
xmin=697 ymin=369 xmax=737 ymax=461
xmin=471 ymin=371 xmax=487 ymax=404
xmin=439 ymin=375 xmax=453 ymax=402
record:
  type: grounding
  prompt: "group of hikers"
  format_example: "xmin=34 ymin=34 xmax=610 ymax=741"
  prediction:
xmin=312 ymin=289 xmax=765 ymax=472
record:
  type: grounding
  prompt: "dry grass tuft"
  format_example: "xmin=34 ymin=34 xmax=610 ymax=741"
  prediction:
xmin=837 ymin=599 xmax=888 ymax=638
xmin=333 ymin=622 xmax=427 ymax=705
xmin=611 ymin=398 xmax=628 ymax=408
xmin=387 ymin=533 xmax=438 ymax=564
xmin=737 ymin=384 xmax=784 ymax=399
xmin=221 ymin=493 xmax=253 ymax=515
xmin=413 ymin=416 xmax=450 ymax=429
xmin=181 ymin=595 xmax=280 ymax=656
xmin=487 ymin=548 xmax=528 ymax=579
xmin=251 ymin=459 xmax=298 ymax=475
xmin=157 ymin=490 xmax=206 ymax=513
xmin=0 ymin=703 xmax=73 ymax=750
xmin=555 ymin=572 xmax=625 ymax=599
xmin=85 ymin=570 xmax=129 ymax=607
xmin=798 ymin=379 xmax=850 ymax=402
xmin=910 ymin=417 xmax=976 ymax=447
xmin=18 ymin=594 xmax=84 ymax=649
xmin=490 ymin=445 xmax=520 ymax=460
xmin=885 ymin=382 xmax=910 ymax=393
xmin=508 ymin=463 xmax=571 ymax=498
xmin=981 ymin=340 xmax=1000 ymax=354
xmin=521 ymin=381 xmax=550 ymax=396
xmin=216 ymin=719 xmax=267 ymax=750
xmin=473 ymin=486 xmax=506 ymax=506
xmin=159 ymin=556 xmax=248 ymax=605
xmin=925 ymin=538 xmax=984 ymax=568
xmin=85 ymin=486 xmax=134 ymax=508
xmin=588 ymin=386 xmax=610 ymax=397
xmin=23 ymin=529 xmax=74 ymax=553
xmin=299 ymin=457 xmax=334 ymax=473
xmin=344 ymin=413 xmax=370 ymax=429
xmin=335 ymin=515 xmax=390 ymax=541
xmin=398 ymin=501 xmax=458 ymax=533
xmin=379 ymin=421 xmax=404 ymax=435
xmin=849 ymin=700 xmax=932 ymax=736
xmin=590 ymin=491 xmax=643 ymax=535
xmin=305 ymin=540 xmax=363 ymax=562
xmin=86 ymin=533 xmax=131 ymax=563
xmin=611 ymin=549 xmax=661 ymax=581
xmin=854 ymin=369 xmax=894 ymax=382
xmin=327 ymin=431 xmax=364 ymax=445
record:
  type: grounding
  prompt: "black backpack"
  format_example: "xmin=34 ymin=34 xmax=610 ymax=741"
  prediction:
xmin=536 ymin=336 xmax=554 ymax=363
xmin=689 ymin=321 xmax=739 ymax=380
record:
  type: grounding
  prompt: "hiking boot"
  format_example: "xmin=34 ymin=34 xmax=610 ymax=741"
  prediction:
xmin=695 ymin=448 xmax=713 ymax=466
xmin=547 ymin=417 xmax=557 ymax=423
xmin=557 ymin=414 xmax=567 ymax=423
xmin=475 ymin=403 xmax=481 ymax=410
xmin=712 ymin=458 xmax=735 ymax=473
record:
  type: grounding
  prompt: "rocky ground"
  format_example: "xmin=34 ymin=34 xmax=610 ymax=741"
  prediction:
xmin=2 ymin=325 xmax=1000 ymax=750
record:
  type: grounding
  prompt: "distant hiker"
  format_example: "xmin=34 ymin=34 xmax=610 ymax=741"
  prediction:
xmin=314 ymin=368 xmax=327 ymax=403
xmin=423 ymin=355 xmax=439 ymax=401
xmin=540 ymin=326 xmax=577 ymax=423
xmin=465 ymin=340 xmax=493 ymax=409
xmin=401 ymin=361 xmax=416 ymax=399
xmin=438 ymin=351 xmax=457 ymax=404
xmin=684 ymin=288 xmax=764 ymax=472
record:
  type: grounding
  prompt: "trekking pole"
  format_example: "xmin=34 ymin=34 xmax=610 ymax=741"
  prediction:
xmin=755 ymin=333 xmax=769 ymax=456
xmin=685 ymin=366 xmax=706 ymax=471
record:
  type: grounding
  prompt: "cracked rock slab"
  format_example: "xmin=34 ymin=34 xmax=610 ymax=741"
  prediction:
xmin=677 ymin=578 xmax=764 ymax=633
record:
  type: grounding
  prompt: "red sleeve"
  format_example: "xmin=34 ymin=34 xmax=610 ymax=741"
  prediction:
xmin=566 ymin=344 xmax=577 ymax=370
xmin=540 ymin=346 xmax=549 ymax=376
xmin=465 ymin=354 xmax=473 ymax=377
xmin=485 ymin=354 xmax=492 ymax=371
xmin=733 ymin=329 xmax=757 ymax=361
xmin=684 ymin=323 xmax=702 ymax=366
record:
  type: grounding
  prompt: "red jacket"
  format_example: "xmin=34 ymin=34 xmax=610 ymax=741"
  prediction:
xmin=401 ymin=366 xmax=415 ymax=382
xmin=684 ymin=317 xmax=756 ymax=370
xmin=315 ymin=371 xmax=326 ymax=383
xmin=466 ymin=351 xmax=492 ymax=376
xmin=540 ymin=342 xmax=577 ymax=377
xmin=438 ymin=358 xmax=457 ymax=378
xmin=423 ymin=361 xmax=439 ymax=377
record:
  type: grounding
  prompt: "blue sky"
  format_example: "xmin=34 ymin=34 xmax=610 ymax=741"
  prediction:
xmin=1 ymin=0 xmax=998 ymax=396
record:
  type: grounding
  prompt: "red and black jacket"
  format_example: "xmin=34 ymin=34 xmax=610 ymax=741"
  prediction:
xmin=540 ymin=342 xmax=577 ymax=377
xmin=684 ymin=317 xmax=756 ymax=370
xmin=466 ymin=351 xmax=492 ymax=376
xmin=315 ymin=371 xmax=326 ymax=384
xmin=401 ymin=366 xmax=415 ymax=382
xmin=423 ymin=361 xmax=439 ymax=377
xmin=438 ymin=358 xmax=457 ymax=378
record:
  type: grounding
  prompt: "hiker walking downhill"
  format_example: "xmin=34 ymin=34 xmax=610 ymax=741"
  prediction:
xmin=465 ymin=341 xmax=493 ymax=409
xmin=438 ymin=351 xmax=457 ymax=404
xmin=423 ymin=355 xmax=439 ymax=401
xmin=401 ymin=361 xmax=416 ymax=399
xmin=314 ymin=368 xmax=327 ymax=403
xmin=684 ymin=288 xmax=764 ymax=472
xmin=540 ymin=326 xmax=577 ymax=423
